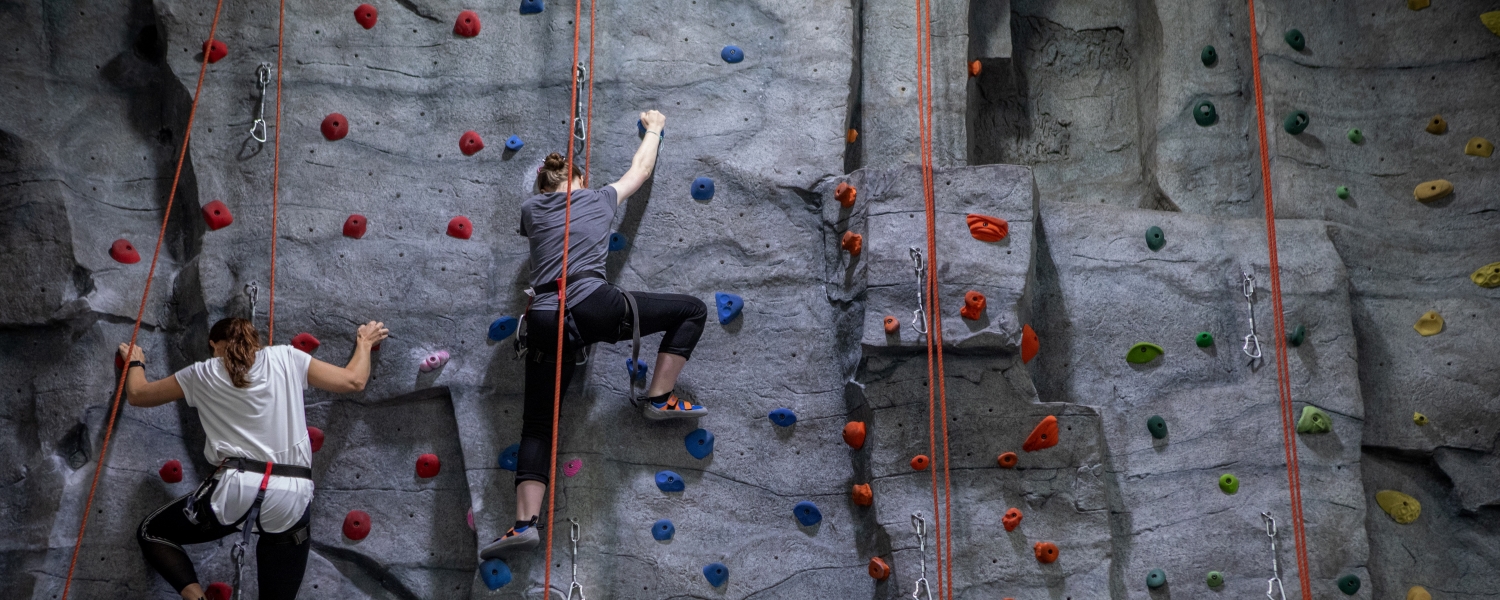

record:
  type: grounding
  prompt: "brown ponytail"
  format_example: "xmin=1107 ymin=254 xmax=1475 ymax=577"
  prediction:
xmin=535 ymin=152 xmax=584 ymax=193
xmin=208 ymin=317 xmax=260 ymax=388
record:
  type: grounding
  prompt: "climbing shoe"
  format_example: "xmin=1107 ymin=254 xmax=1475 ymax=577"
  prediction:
xmin=644 ymin=394 xmax=708 ymax=420
xmin=478 ymin=525 xmax=539 ymax=559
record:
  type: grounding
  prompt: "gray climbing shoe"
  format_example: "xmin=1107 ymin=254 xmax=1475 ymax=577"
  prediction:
xmin=644 ymin=394 xmax=708 ymax=420
xmin=478 ymin=525 xmax=539 ymax=559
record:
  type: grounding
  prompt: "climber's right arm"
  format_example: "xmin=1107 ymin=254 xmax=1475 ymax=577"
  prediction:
xmin=307 ymin=321 xmax=388 ymax=394
xmin=609 ymin=110 xmax=665 ymax=202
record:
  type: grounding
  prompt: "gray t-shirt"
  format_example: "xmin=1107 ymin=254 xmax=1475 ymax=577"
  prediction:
xmin=520 ymin=185 xmax=617 ymax=310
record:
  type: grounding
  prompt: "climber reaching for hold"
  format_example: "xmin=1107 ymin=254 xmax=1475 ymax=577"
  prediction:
xmin=481 ymin=110 xmax=709 ymax=560
xmin=121 ymin=317 xmax=388 ymax=600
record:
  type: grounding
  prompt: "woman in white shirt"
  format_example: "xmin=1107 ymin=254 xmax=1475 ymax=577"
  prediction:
xmin=120 ymin=317 xmax=387 ymax=600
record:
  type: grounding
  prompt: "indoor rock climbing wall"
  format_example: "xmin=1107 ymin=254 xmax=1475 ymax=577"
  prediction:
xmin=2 ymin=0 xmax=1498 ymax=597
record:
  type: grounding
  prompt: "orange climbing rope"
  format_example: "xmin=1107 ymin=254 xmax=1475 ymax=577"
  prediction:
xmin=57 ymin=1 xmax=229 ymax=598
xmin=267 ymin=0 xmax=288 ymax=342
xmin=1243 ymin=0 xmax=1313 ymax=596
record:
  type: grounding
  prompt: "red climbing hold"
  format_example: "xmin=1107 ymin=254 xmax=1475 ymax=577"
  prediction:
xmin=321 ymin=113 xmax=348 ymax=141
xmin=290 ymin=332 xmax=320 ymax=354
xmin=835 ymin=182 xmax=857 ymax=208
xmin=883 ymin=316 xmax=899 ymax=334
xmin=204 ymin=582 xmax=232 ymax=600
xmin=416 ymin=453 xmax=441 ymax=478
xmin=202 ymin=40 xmax=227 ymax=63
xmin=114 ymin=353 xmax=126 ymax=371
xmin=851 ymin=483 xmax=873 ymax=506
xmin=1003 ymin=507 xmax=1022 ymax=532
xmin=841 ymin=231 xmax=863 ymax=257
xmin=110 ymin=239 xmax=141 ymax=264
xmin=159 ymin=459 xmax=183 ymax=483
xmin=447 ymin=216 xmax=473 ymax=239
xmin=911 ymin=454 xmax=930 ymax=471
xmin=201 ymin=200 xmax=233 ymax=231
xmin=343 ymin=214 xmax=368 ymax=239
xmin=966 ymin=213 xmax=1008 ymax=242
xmin=843 ymin=421 xmax=866 ymax=449
xmin=960 ymin=290 xmax=986 ymax=320
xmin=307 ymin=426 xmax=324 ymax=452
xmin=1021 ymin=324 xmax=1039 ymax=364
xmin=868 ymin=557 xmax=891 ymax=581
xmin=459 ymin=130 xmax=485 ymax=155
xmin=453 ymin=10 xmax=481 ymax=37
xmin=354 ymin=3 xmax=378 ymax=29
xmin=1033 ymin=541 xmax=1059 ymax=564
xmin=997 ymin=451 xmax=1018 ymax=468
xmin=343 ymin=510 xmax=372 ymax=540
xmin=1023 ymin=415 xmax=1058 ymax=452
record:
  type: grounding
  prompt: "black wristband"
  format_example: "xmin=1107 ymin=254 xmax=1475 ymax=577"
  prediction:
xmin=128 ymin=361 xmax=145 ymax=370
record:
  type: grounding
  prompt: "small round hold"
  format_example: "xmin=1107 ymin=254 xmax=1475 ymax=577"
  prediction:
xmin=883 ymin=315 xmax=899 ymax=334
xmin=321 ymin=113 xmax=349 ymax=141
xmin=1195 ymin=331 xmax=1214 ymax=348
xmin=651 ymin=519 xmax=675 ymax=541
xmin=1206 ymin=570 xmax=1224 ymax=588
xmin=1337 ymin=574 xmax=1361 ymax=595
xmin=868 ymin=557 xmax=891 ymax=580
xmin=354 ymin=4 xmax=378 ymax=29
xmin=703 ymin=562 xmax=729 ymax=587
xmin=343 ymin=510 xmax=372 ymax=540
xmin=608 ymin=231 xmax=629 ymax=252
xmin=1200 ymin=45 xmax=1217 ymax=66
xmin=1283 ymin=110 xmax=1309 ymax=134
xmin=793 ymin=500 xmax=822 ymax=527
xmin=768 ymin=408 xmax=797 ymax=427
xmin=1147 ymin=568 xmax=1167 ymax=589
xmin=202 ymin=39 xmax=228 ymax=63
xmin=1284 ymin=28 xmax=1305 ymax=51
xmin=1218 ymin=473 xmax=1239 ymax=494
xmin=1192 ymin=100 xmax=1217 ymax=126
xmin=911 ymin=454 xmax=930 ymax=471
xmin=308 ymin=426 xmax=325 ymax=452
xmin=479 ymin=558 xmax=512 ymax=590
xmin=1147 ymin=415 xmax=1168 ymax=439
xmin=1288 ymin=324 xmax=1307 ymax=347
xmin=1347 ymin=128 xmax=1364 ymax=144
xmin=967 ymin=59 xmax=982 ymax=77
xmin=1033 ymin=541 xmax=1059 ymax=564
xmin=159 ymin=459 xmax=183 ymax=483
xmin=997 ymin=451 xmax=1018 ymax=468
xmin=459 ymin=130 xmax=485 ymax=156
xmin=1413 ymin=412 xmax=1428 ymax=426
xmin=721 ymin=45 xmax=744 ymax=63
xmin=1336 ymin=185 xmax=1350 ymax=200
xmin=691 ymin=177 xmax=715 ymax=201
xmin=505 ymin=135 xmax=524 ymax=151
xmin=415 ymin=453 xmax=441 ymax=478
xmin=1145 ymin=226 xmax=1165 ymax=251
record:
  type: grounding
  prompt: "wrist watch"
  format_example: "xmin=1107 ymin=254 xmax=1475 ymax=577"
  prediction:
xmin=128 ymin=361 xmax=146 ymax=370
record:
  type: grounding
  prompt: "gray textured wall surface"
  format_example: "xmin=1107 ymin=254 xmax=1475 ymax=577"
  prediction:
xmin=2 ymin=0 xmax=1497 ymax=598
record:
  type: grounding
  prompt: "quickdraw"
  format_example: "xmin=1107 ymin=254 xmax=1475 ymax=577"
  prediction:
xmin=1241 ymin=271 xmax=1263 ymax=367
xmin=909 ymin=247 xmax=929 ymax=335
xmin=566 ymin=518 xmax=586 ymax=600
xmin=1261 ymin=512 xmax=1287 ymax=600
xmin=250 ymin=64 xmax=270 ymax=143
xmin=910 ymin=513 xmax=933 ymax=600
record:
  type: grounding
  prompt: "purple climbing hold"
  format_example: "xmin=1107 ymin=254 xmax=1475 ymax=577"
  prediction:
xmin=684 ymin=428 xmax=715 ymax=459
xmin=419 ymin=350 xmax=450 ymax=372
xmin=656 ymin=470 xmax=685 ymax=492
xmin=769 ymin=408 xmax=797 ymax=427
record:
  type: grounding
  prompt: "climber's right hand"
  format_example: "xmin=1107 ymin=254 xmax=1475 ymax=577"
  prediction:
xmin=356 ymin=321 xmax=389 ymax=347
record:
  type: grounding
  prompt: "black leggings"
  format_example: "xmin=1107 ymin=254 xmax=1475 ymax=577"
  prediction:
xmin=517 ymin=285 xmax=707 ymax=486
xmin=137 ymin=478 xmax=311 ymax=599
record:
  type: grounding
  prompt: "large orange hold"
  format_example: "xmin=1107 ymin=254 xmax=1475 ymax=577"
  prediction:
xmin=868 ymin=557 xmax=891 ymax=580
xmin=911 ymin=454 xmax=930 ymax=471
xmin=1033 ymin=541 xmax=1059 ymax=563
xmin=966 ymin=213 xmax=1008 ymax=242
xmin=842 ymin=231 xmax=863 ymax=257
xmin=997 ymin=451 xmax=1018 ymax=468
xmin=835 ymin=182 xmax=858 ymax=208
xmin=1021 ymin=324 xmax=1039 ymax=364
xmin=851 ymin=483 xmax=873 ymax=506
xmin=843 ymin=421 xmax=866 ymax=449
xmin=960 ymin=291 xmax=986 ymax=320
xmin=1023 ymin=415 xmax=1058 ymax=452
xmin=1002 ymin=507 xmax=1022 ymax=532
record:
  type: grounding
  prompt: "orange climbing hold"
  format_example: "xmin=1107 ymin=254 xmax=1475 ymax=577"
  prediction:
xmin=835 ymin=182 xmax=858 ymax=208
xmin=1021 ymin=324 xmax=1039 ymax=363
xmin=960 ymin=290 xmax=986 ymax=320
xmin=883 ymin=316 xmax=899 ymax=334
xmin=846 ymin=129 xmax=859 ymax=144
xmin=911 ymin=454 xmax=930 ymax=471
xmin=868 ymin=557 xmax=891 ymax=580
xmin=1033 ymin=541 xmax=1059 ymax=563
xmin=1002 ymin=507 xmax=1022 ymax=531
xmin=968 ymin=59 xmax=982 ymax=77
xmin=1023 ymin=415 xmax=1058 ymax=452
xmin=841 ymin=231 xmax=863 ymax=257
xmin=843 ymin=421 xmax=866 ymax=449
xmin=997 ymin=451 xmax=1017 ymax=468
xmin=852 ymin=483 xmax=873 ymax=506
xmin=966 ymin=213 xmax=1008 ymax=242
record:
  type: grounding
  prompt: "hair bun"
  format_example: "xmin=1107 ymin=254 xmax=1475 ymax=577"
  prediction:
xmin=544 ymin=153 xmax=567 ymax=168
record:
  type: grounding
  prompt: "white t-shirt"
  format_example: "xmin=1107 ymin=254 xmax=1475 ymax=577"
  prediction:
xmin=174 ymin=345 xmax=315 ymax=533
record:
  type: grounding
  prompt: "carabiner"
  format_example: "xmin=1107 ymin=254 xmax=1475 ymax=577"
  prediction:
xmin=250 ymin=64 xmax=271 ymax=143
xmin=909 ymin=247 xmax=929 ymax=335
xmin=1241 ymin=271 xmax=1263 ymax=364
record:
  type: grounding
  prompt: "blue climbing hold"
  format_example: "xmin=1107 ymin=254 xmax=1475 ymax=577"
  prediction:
xmin=498 ymin=443 xmax=520 ymax=471
xmin=626 ymin=357 xmax=648 ymax=381
xmin=720 ymin=45 xmax=744 ymax=63
xmin=652 ymin=519 xmax=676 ymax=541
xmin=519 ymin=0 xmax=543 ymax=15
xmin=505 ymin=135 xmax=524 ymax=151
xmin=488 ymin=316 xmax=519 ymax=341
xmin=715 ymin=292 xmax=743 ymax=325
xmin=793 ymin=501 xmax=822 ymax=527
xmin=637 ymin=119 xmax=663 ymax=138
xmin=608 ymin=231 xmax=629 ymax=252
xmin=684 ymin=428 xmax=715 ymax=460
xmin=691 ymin=177 xmax=715 ymax=201
xmin=769 ymin=408 xmax=797 ymax=427
xmin=655 ymin=470 xmax=685 ymax=492
xmin=480 ymin=558 xmax=513 ymax=590
xmin=703 ymin=562 xmax=729 ymax=587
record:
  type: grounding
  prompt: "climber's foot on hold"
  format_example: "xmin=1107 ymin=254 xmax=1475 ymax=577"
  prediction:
xmin=644 ymin=392 xmax=708 ymax=420
xmin=478 ymin=521 xmax=540 ymax=559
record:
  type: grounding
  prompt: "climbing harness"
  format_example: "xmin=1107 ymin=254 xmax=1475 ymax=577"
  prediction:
xmin=223 ymin=458 xmax=312 ymax=600
xmin=910 ymin=513 xmax=933 ymax=600
xmin=1261 ymin=512 xmax=1288 ymax=600
xmin=250 ymin=64 xmax=271 ymax=143
xmin=909 ymin=248 xmax=929 ymax=335
xmin=1241 ymin=271 xmax=1263 ymax=366
xmin=571 ymin=62 xmax=589 ymax=159
xmin=565 ymin=518 xmax=586 ymax=600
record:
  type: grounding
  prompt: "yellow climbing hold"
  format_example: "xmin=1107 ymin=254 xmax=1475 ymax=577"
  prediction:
xmin=1408 ymin=0 xmax=1429 ymax=9
xmin=1414 ymin=179 xmax=1453 ymax=203
xmin=1425 ymin=115 xmax=1447 ymax=134
xmin=1472 ymin=262 xmax=1500 ymax=288
xmin=1414 ymin=311 xmax=1444 ymax=336
xmin=1466 ymin=137 xmax=1493 ymax=157
xmin=1376 ymin=490 xmax=1422 ymax=524
xmin=1407 ymin=586 xmax=1431 ymax=600
xmin=1484 ymin=11 xmax=1500 ymax=37
xmin=1414 ymin=412 xmax=1428 ymax=426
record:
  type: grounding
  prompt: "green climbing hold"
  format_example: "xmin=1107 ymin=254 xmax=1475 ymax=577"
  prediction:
xmin=1147 ymin=415 xmax=1168 ymax=439
xmin=1296 ymin=405 xmax=1331 ymax=434
xmin=1337 ymin=186 xmax=1350 ymax=199
xmin=1193 ymin=100 xmax=1218 ymax=126
xmin=1201 ymin=45 xmax=1217 ymax=66
xmin=1218 ymin=473 xmax=1239 ymax=494
xmin=1347 ymin=129 xmax=1364 ymax=144
xmin=1285 ymin=29 xmax=1305 ymax=51
xmin=1145 ymin=226 xmax=1165 ymax=251
xmin=1283 ymin=111 xmax=1309 ymax=134
xmin=1126 ymin=342 xmax=1165 ymax=364
xmin=1337 ymin=574 xmax=1361 ymax=595
xmin=1206 ymin=571 xmax=1224 ymax=588
xmin=1146 ymin=568 xmax=1167 ymax=589
xmin=1195 ymin=332 xmax=1214 ymax=348
xmin=1288 ymin=324 xmax=1307 ymax=347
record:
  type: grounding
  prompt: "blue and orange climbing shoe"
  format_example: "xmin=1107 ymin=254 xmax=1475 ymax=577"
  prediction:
xmin=478 ymin=523 xmax=539 ymax=559
xmin=644 ymin=394 xmax=708 ymax=420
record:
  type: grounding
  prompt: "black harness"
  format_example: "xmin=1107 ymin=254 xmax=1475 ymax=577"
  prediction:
xmin=515 ymin=271 xmax=645 ymax=405
xmin=194 ymin=457 xmax=312 ymax=600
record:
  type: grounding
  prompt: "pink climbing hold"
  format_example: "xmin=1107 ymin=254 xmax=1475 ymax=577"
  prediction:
xmin=416 ymin=453 xmax=441 ymax=478
xmin=110 ymin=239 xmax=141 ymax=264
xmin=204 ymin=582 xmax=232 ymax=600
xmin=202 ymin=40 xmax=227 ymax=63
xmin=343 ymin=214 xmax=368 ymax=239
xmin=419 ymin=351 xmax=450 ymax=372
xmin=460 ymin=131 xmax=485 ymax=155
xmin=563 ymin=458 xmax=582 ymax=477
xmin=159 ymin=459 xmax=183 ymax=483
xmin=447 ymin=216 xmax=473 ymax=239
xmin=307 ymin=426 xmax=325 ymax=452
xmin=354 ymin=3 xmax=378 ymax=29
xmin=466 ymin=508 xmax=475 ymax=531
xmin=321 ymin=113 xmax=349 ymax=141
xmin=291 ymin=332 xmax=321 ymax=354
xmin=453 ymin=10 xmax=481 ymax=37
xmin=342 ymin=510 xmax=372 ymax=540
xmin=201 ymin=200 xmax=233 ymax=230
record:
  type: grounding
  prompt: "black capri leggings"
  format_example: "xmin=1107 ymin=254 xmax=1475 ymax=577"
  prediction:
xmin=137 ymin=478 xmax=311 ymax=599
xmin=517 ymin=285 xmax=707 ymax=485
